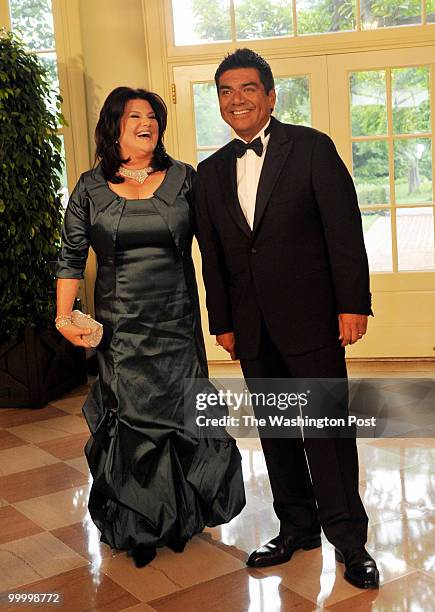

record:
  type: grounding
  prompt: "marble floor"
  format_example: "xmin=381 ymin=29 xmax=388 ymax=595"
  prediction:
xmin=0 ymin=361 xmax=433 ymax=611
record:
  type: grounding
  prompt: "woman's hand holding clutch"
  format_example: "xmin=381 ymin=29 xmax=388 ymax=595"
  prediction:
xmin=55 ymin=310 xmax=103 ymax=348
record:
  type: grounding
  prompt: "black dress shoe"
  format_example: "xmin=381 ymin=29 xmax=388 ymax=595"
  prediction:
xmin=167 ymin=539 xmax=187 ymax=553
xmin=247 ymin=532 xmax=321 ymax=568
xmin=335 ymin=547 xmax=379 ymax=589
xmin=131 ymin=545 xmax=156 ymax=568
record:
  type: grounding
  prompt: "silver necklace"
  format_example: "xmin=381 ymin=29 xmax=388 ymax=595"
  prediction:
xmin=119 ymin=165 xmax=153 ymax=184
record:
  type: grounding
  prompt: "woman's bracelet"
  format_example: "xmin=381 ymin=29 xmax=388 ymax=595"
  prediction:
xmin=55 ymin=314 xmax=72 ymax=330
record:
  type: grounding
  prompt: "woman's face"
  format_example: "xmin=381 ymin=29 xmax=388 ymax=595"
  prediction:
xmin=118 ymin=98 xmax=159 ymax=162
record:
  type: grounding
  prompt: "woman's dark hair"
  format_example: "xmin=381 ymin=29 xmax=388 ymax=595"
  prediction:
xmin=214 ymin=48 xmax=274 ymax=94
xmin=94 ymin=87 xmax=170 ymax=182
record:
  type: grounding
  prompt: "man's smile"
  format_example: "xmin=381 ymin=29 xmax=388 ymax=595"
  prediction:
xmin=231 ymin=109 xmax=252 ymax=116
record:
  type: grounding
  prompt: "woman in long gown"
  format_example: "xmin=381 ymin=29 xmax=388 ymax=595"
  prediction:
xmin=55 ymin=87 xmax=245 ymax=567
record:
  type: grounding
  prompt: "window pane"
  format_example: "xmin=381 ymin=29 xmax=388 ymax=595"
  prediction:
xmin=397 ymin=207 xmax=435 ymax=270
xmin=193 ymin=82 xmax=231 ymax=147
xmin=350 ymin=70 xmax=387 ymax=136
xmin=428 ymin=0 xmax=435 ymax=23
xmin=274 ymin=76 xmax=311 ymax=126
xmin=392 ymin=67 xmax=431 ymax=135
xmin=362 ymin=210 xmax=393 ymax=272
xmin=350 ymin=71 xmax=387 ymax=137
xmin=38 ymin=52 xmax=60 ymax=116
xmin=234 ymin=0 xmax=293 ymax=40
xmin=296 ymin=0 xmax=356 ymax=35
xmin=171 ymin=0 xmax=231 ymax=45
xmin=394 ymin=139 xmax=432 ymax=204
xmin=353 ymin=141 xmax=390 ymax=205
xmin=360 ymin=0 xmax=421 ymax=29
xmin=9 ymin=0 xmax=55 ymax=51
xmin=193 ymin=82 xmax=230 ymax=163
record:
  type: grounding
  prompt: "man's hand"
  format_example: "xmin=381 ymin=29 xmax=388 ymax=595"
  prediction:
xmin=338 ymin=313 xmax=368 ymax=347
xmin=216 ymin=332 xmax=237 ymax=360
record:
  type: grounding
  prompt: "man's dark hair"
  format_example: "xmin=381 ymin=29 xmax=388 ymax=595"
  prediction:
xmin=214 ymin=48 xmax=275 ymax=93
xmin=94 ymin=87 xmax=169 ymax=183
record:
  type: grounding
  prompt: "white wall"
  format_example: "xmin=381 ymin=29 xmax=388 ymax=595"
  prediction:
xmin=79 ymin=0 xmax=149 ymax=157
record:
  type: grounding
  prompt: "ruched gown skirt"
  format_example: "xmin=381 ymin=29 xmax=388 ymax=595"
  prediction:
xmin=83 ymin=197 xmax=245 ymax=550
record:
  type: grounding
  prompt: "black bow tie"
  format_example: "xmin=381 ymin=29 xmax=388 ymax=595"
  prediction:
xmin=233 ymin=136 xmax=263 ymax=158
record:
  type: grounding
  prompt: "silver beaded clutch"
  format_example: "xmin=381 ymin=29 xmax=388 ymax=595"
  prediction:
xmin=71 ymin=310 xmax=103 ymax=348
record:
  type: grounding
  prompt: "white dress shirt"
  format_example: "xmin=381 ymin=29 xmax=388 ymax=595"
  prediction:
xmin=236 ymin=119 xmax=271 ymax=230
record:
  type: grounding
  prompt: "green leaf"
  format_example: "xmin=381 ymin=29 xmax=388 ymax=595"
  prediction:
xmin=0 ymin=30 xmax=64 ymax=342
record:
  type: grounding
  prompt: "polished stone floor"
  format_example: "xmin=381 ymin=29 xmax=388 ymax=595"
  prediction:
xmin=0 ymin=361 xmax=433 ymax=611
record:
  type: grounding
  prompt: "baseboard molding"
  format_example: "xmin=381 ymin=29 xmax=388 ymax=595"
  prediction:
xmin=208 ymin=357 xmax=435 ymax=365
xmin=208 ymin=358 xmax=435 ymax=377
xmin=346 ymin=357 xmax=435 ymax=363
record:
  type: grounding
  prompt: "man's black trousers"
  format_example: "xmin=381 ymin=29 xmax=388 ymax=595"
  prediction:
xmin=239 ymin=321 xmax=368 ymax=551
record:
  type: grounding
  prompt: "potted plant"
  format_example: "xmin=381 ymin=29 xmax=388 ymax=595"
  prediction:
xmin=0 ymin=30 xmax=87 ymax=408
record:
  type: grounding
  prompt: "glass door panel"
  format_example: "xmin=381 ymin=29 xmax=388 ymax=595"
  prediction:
xmin=193 ymin=82 xmax=231 ymax=161
xmin=328 ymin=46 xmax=435 ymax=357
xmin=362 ymin=209 xmax=393 ymax=272
xmin=396 ymin=207 xmax=435 ymax=271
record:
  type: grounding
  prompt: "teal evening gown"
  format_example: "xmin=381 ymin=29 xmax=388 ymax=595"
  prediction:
xmin=57 ymin=158 xmax=245 ymax=550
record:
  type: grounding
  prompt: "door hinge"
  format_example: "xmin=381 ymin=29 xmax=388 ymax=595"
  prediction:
xmin=171 ymin=83 xmax=177 ymax=104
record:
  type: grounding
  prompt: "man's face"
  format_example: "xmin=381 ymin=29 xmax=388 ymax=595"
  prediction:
xmin=217 ymin=67 xmax=276 ymax=142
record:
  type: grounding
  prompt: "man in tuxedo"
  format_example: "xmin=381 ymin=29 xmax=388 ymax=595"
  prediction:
xmin=194 ymin=48 xmax=379 ymax=589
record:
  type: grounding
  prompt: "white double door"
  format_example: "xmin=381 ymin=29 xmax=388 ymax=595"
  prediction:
xmin=172 ymin=49 xmax=435 ymax=361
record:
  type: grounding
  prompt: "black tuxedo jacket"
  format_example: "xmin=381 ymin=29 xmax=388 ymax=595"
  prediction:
xmin=195 ymin=117 xmax=372 ymax=359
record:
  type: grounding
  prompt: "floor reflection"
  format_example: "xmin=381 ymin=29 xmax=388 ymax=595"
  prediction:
xmin=0 ymin=368 xmax=434 ymax=610
xmin=247 ymin=574 xmax=282 ymax=612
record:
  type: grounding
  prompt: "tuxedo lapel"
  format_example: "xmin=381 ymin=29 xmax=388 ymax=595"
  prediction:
xmin=253 ymin=118 xmax=294 ymax=234
xmin=217 ymin=147 xmax=252 ymax=238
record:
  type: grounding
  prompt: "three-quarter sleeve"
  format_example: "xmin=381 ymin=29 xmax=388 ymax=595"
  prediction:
xmin=56 ymin=175 xmax=91 ymax=279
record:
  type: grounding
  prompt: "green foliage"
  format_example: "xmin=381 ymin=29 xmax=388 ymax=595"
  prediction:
xmin=190 ymin=0 xmax=293 ymax=40
xmin=297 ymin=0 xmax=355 ymax=35
xmin=190 ymin=0 xmax=231 ymax=41
xmin=352 ymin=140 xmax=389 ymax=203
xmin=190 ymin=0 xmax=356 ymax=39
xmin=352 ymin=104 xmax=386 ymax=137
xmin=344 ymin=68 xmax=429 ymax=134
xmin=189 ymin=0 xmax=427 ymax=40
xmin=0 ymin=30 xmax=64 ymax=341
xmin=351 ymin=67 xmax=432 ymax=199
xmin=392 ymin=67 xmax=431 ymax=134
xmin=274 ymin=77 xmax=311 ymax=126
xmin=361 ymin=0 xmax=421 ymax=28
xmin=350 ymin=70 xmax=387 ymax=136
xmin=356 ymin=183 xmax=388 ymax=205
xmin=234 ymin=0 xmax=293 ymax=39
